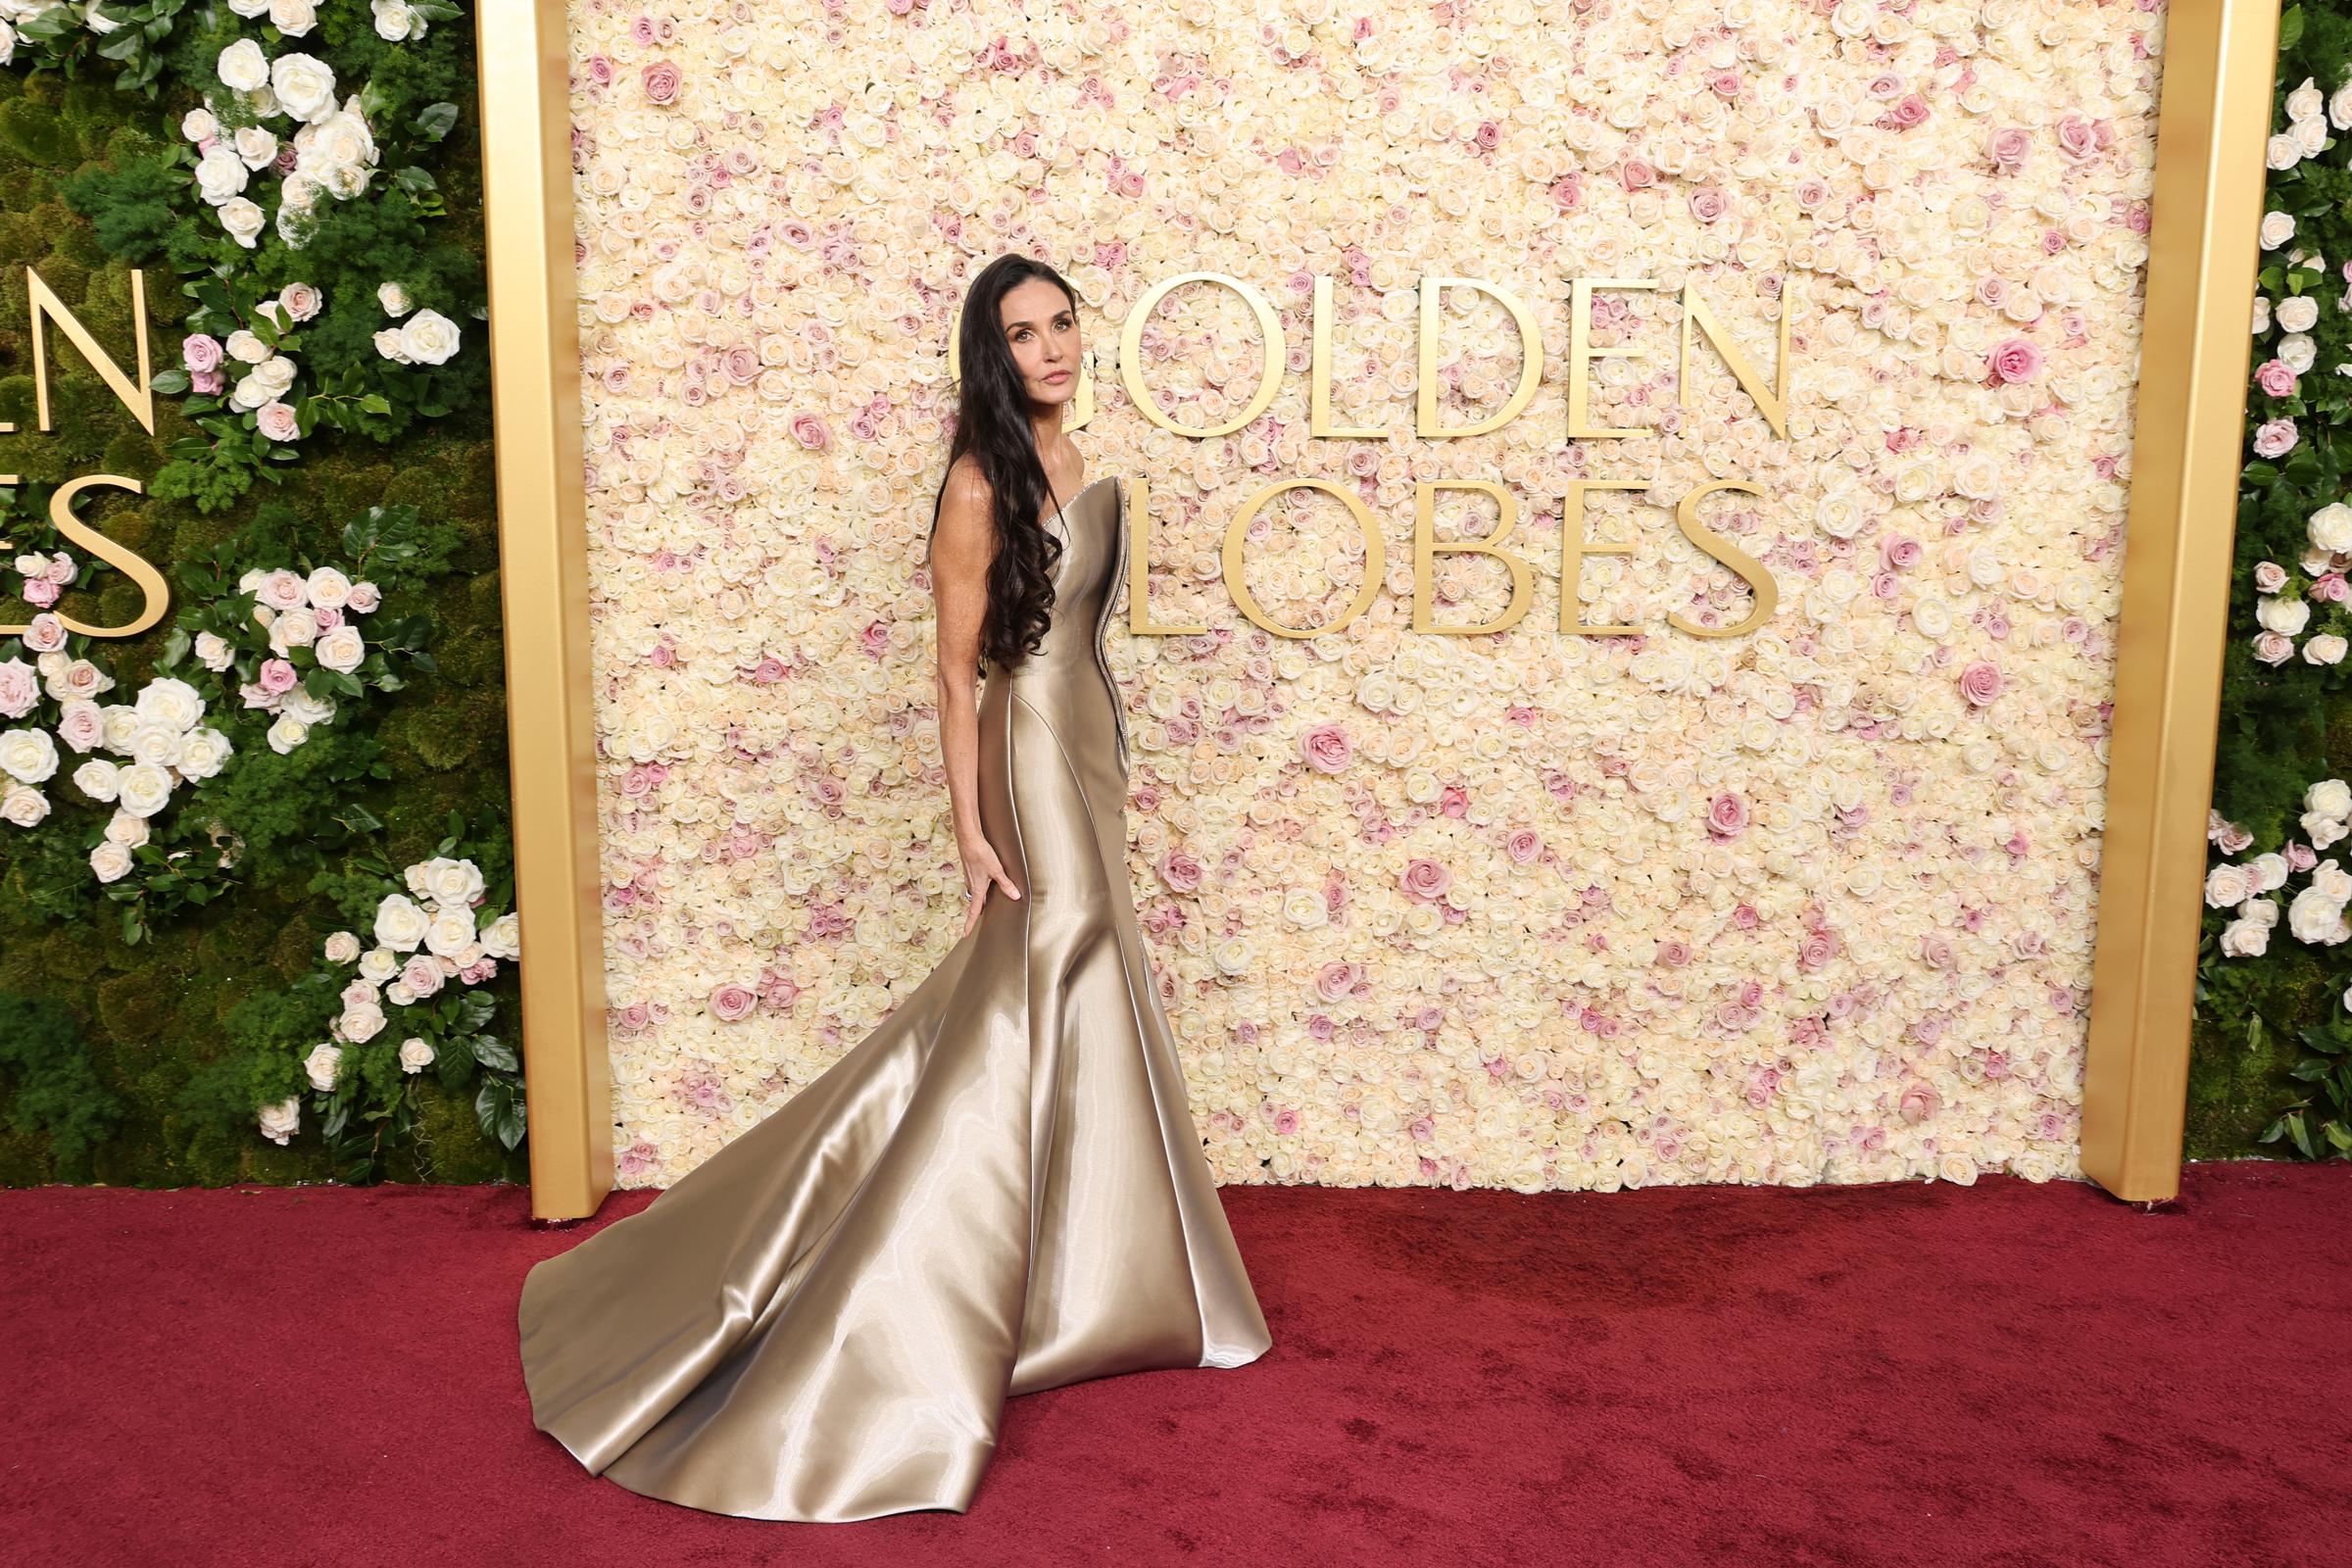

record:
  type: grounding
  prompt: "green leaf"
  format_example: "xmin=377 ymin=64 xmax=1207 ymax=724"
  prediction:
xmin=470 ymin=1034 xmax=518 ymax=1072
xmin=412 ymin=102 xmax=460 ymax=142
xmin=2280 ymin=4 xmax=2305 ymax=53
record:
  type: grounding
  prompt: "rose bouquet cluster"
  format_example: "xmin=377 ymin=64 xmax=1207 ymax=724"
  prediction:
xmin=2248 ymin=503 xmax=2352 ymax=668
xmin=2205 ymin=781 xmax=2352 ymax=957
xmin=203 ymin=561 xmax=382 ymax=754
xmin=0 ymin=619 xmax=236 ymax=888
xmin=257 ymin=845 xmax=523 ymax=1163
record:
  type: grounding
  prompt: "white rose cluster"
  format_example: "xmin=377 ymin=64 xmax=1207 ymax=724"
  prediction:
xmin=257 ymin=855 xmax=518 ymax=1137
xmin=228 ymin=563 xmax=383 ymax=753
xmin=567 ymin=3 xmax=2176 ymax=1194
xmin=199 ymin=13 xmax=405 ymax=251
xmin=2268 ymin=74 xmax=2352 ymax=174
xmin=374 ymin=305 xmax=462 ymax=368
xmin=2249 ymin=502 xmax=2352 ymax=666
xmin=41 ymin=675 xmax=234 ymax=884
xmin=2211 ymin=782 xmax=2352 ymax=959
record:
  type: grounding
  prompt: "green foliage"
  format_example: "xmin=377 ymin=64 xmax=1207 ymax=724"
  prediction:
xmin=0 ymin=992 xmax=124 ymax=1178
xmin=0 ymin=5 xmax=520 ymax=1191
xmin=2192 ymin=6 xmax=2352 ymax=1160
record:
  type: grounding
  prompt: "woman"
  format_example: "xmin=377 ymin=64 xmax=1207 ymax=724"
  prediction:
xmin=515 ymin=253 xmax=1274 ymax=1522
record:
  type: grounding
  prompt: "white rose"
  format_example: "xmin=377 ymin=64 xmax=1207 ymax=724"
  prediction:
xmin=2334 ymin=84 xmax=2352 ymax=131
xmin=323 ymin=930 xmax=362 ymax=964
xmin=2203 ymin=863 xmax=2252 ymax=908
xmin=181 ymin=106 xmax=220 ymax=143
xmin=359 ymin=947 xmax=399 ymax=983
xmin=72 ymin=758 xmax=120 ymax=801
xmin=257 ymin=1097 xmax=301 ymax=1146
xmin=194 ymin=144 xmax=248 ymax=205
xmin=2304 ymin=633 xmax=2349 ymax=666
xmin=270 ymin=0 xmax=317 ymax=35
xmin=375 ymin=892 xmax=431 ymax=952
xmin=2257 ymin=595 xmax=2312 ymax=636
xmin=105 ymin=808 xmax=148 ymax=848
xmin=305 ymin=565 xmax=351 ymax=608
xmin=416 ymin=856 xmax=486 ymax=907
xmin=234 ymin=124 xmax=278 ymax=172
xmin=2306 ymin=778 xmax=2351 ymax=820
xmin=2310 ymin=502 xmax=2352 ymax=554
xmin=176 ymin=728 xmax=233 ymax=780
xmin=2316 ymin=860 xmax=2352 ymax=904
xmin=304 ymin=1042 xmax=343 ymax=1091
xmin=2287 ymin=77 xmax=2326 ymax=123
xmin=270 ymin=52 xmax=337 ymax=122
xmin=2278 ymin=295 xmax=2321 ymax=333
xmin=228 ymin=0 xmax=270 ymax=14
xmin=224 ymin=329 xmax=270 ymax=365
xmin=373 ymin=327 xmax=412 ymax=364
xmin=377 ymin=280 xmax=413 ymax=317
xmin=372 ymin=0 xmax=426 ymax=40
xmin=0 ymin=726 xmax=59 ymax=784
xmin=89 ymin=838 xmax=133 ymax=883
xmin=219 ymin=196 xmax=265 ymax=249
xmin=278 ymin=685 xmax=333 ymax=724
xmin=2307 ymin=810 xmax=2352 ymax=851
xmin=134 ymin=674 xmax=208 ymax=725
xmin=339 ymin=1001 xmax=386 ymax=1044
xmin=2282 ymin=333 xmax=2319 ymax=375
xmin=218 ymin=38 xmax=269 ymax=94
xmin=0 ymin=783 xmax=45 ymax=828
xmin=266 ymin=713 xmax=310 ymax=754
xmin=114 ymin=762 xmax=174 ymax=818
xmin=2288 ymin=886 xmax=2348 ymax=944
xmin=2260 ymin=211 xmax=2298 ymax=251
xmin=396 ymin=308 xmax=462 ymax=367
xmin=2250 ymin=853 xmax=2292 ymax=893
xmin=314 ymin=626 xmax=366 ymax=672
xmin=480 ymin=910 xmax=518 ymax=959
xmin=398 ymin=1037 xmax=437 ymax=1073
xmin=2219 ymin=916 xmax=2272 ymax=958
xmin=423 ymin=904 xmax=478 ymax=958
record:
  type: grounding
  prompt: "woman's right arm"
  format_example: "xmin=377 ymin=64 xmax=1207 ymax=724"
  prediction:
xmin=931 ymin=461 xmax=1023 ymax=936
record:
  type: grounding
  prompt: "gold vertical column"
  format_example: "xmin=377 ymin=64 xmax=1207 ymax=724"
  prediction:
xmin=2082 ymin=0 xmax=2281 ymax=1201
xmin=477 ymin=0 xmax=612 ymax=1220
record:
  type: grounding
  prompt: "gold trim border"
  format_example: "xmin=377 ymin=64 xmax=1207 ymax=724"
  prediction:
xmin=482 ymin=0 xmax=2278 ymax=1217
xmin=2081 ymin=0 xmax=2282 ymax=1201
xmin=478 ymin=2 xmax=611 ymax=1221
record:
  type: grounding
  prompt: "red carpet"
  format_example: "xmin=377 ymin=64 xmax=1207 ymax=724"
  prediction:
xmin=5 ymin=1162 xmax=2346 ymax=1566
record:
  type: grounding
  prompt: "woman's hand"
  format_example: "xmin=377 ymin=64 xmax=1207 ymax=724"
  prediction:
xmin=960 ymin=836 xmax=1021 ymax=937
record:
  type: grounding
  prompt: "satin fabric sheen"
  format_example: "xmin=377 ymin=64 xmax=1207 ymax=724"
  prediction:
xmin=515 ymin=474 xmax=1273 ymax=1521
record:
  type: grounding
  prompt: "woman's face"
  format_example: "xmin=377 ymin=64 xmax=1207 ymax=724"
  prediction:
xmin=998 ymin=278 xmax=1081 ymax=410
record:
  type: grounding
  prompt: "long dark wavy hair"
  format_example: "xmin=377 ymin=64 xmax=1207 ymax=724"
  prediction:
xmin=925 ymin=253 xmax=1080 ymax=675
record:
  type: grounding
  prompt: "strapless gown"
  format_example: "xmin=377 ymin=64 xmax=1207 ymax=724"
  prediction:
xmin=514 ymin=473 xmax=1273 ymax=1521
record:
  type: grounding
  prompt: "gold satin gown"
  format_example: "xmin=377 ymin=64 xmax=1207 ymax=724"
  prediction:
xmin=515 ymin=473 xmax=1273 ymax=1521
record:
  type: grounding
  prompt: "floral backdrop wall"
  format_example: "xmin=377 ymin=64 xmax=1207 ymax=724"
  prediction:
xmin=566 ymin=0 xmax=2166 ymax=1192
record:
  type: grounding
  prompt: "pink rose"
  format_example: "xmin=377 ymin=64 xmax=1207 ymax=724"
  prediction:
xmin=2053 ymin=113 xmax=2100 ymax=163
xmin=278 ymin=281 xmax=322 ymax=322
xmin=2288 ymin=841 xmax=2320 ymax=872
xmin=192 ymin=368 xmax=223 ymax=395
xmin=2254 ymin=561 xmax=2288 ymax=593
xmin=1158 ymin=849 xmax=1203 ymax=893
xmin=1987 ymin=126 xmax=2031 ymax=171
xmin=21 ymin=579 xmax=58 ymax=608
xmin=1503 ymin=827 xmax=1542 ymax=864
xmin=2317 ymin=573 xmax=2352 ymax=604
xmin=182 ymin=334 xmax=223 ymax=372
xmin=1897 ymin=1082 xmax=1941 ymax=1125
xmin=1689 ymin=185 xmax=1729 ymax=222
xmin=1959 ymin=660 xmax=2004 ymax=706
xmin=1706 ymin=791 xmax=1750 ymax=837
xmin=1921 ymin=931 xmax=1957 ymax=969
xmin=643 ymin=60 xmax=683 ymax=105
xmin=1986 ymin=336 xmax=2043 ymax=383
xmin=0 ymin=662 xmax=35 ymax=717
xmin=1314 ymin=961 xmax=1358 ymax=1003
xmin=1796 ymin=929 xmax=1839 ymax=971
xmin=789 ymin=412 xmax=830 ymax=450
xmin=1298 ymin=722 xmax=1352 ymax=773
xmin=1881 ymin=534 xmax=1922 ymax=570
xmin=2256 ymin=359 xmax=2299 ymax=398
xmin=1655 ymin=938 xmax=1691 ymax=967
xmin=1271 ymin=1106 xmax=1300 ymax=1135
xmin=2253 ymin=419 xmax=2300 ymax=459
xmin=2254 ymin=630 xmax=2296 ymax=664
xmin=258 ymin=658 xmax=300 ymax=695
xmin=256 ymin=401 xmax=300 ymax=442
xmin=1619 ymin=158 xmax=1655 ymax=190
xmin=1887 ymin=92 xmax=1930 ymax=129
xmin=710 ymin=983 xmax=757 ymax=1022
xmin=1399 ymin=858 xmax=1451 ymax=902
